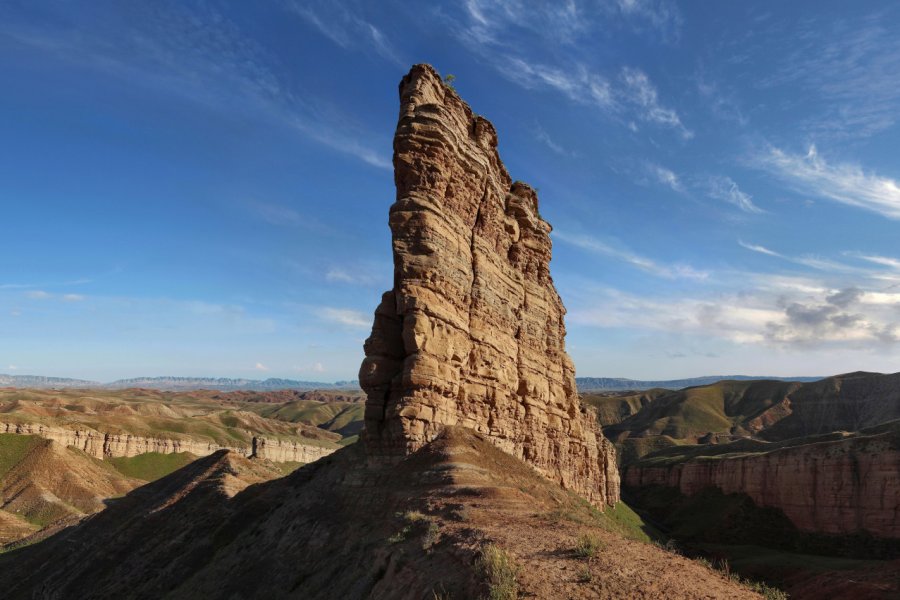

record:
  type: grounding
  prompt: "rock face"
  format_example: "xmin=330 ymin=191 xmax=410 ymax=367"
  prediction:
xmin=625 ymin=426 xmax=900 ymax=537
xmin=359 ymin=64 xmax=619 ymax=506
xmin=0 ymin=422 xmax=334 ymax=464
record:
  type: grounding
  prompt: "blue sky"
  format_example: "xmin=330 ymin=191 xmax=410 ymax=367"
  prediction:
xmin=2 ymin=1 xmax=900 ymax=382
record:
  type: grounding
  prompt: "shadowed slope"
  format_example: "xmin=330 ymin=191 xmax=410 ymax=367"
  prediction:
xmin=0 ymin=428 xmax=761 ymax=599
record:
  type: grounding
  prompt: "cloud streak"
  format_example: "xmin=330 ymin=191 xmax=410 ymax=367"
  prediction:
xmin=455 ymin=4 xmax=689 ymax=138
xmin=0 ymin=3 xmax=390 ymax=169
xmin=555 ymin=231 xmax=708 ymax=280
xmin=706 ymin=176 xmax=763 ymax=213
xmin=755 ymin=145 xmax=900 ymax=219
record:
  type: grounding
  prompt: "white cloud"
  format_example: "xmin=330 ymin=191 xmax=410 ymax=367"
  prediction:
xmin=25 ymin=290 xmax=50 ymax=299
xmin=325 ymin=269 xmax=358 ymax=284
xmin=534 ymin=125 xmax=568 ymax=155
xmin=739 ymin=240 xmax=780 ymax=257
xmin=294 ymin=361 xmax=326 ymax=374
xmin=317 ymin=307 xmax=370 ymax=328
xmin=706 ymin=176 xmax=763 ymax=213
xmin=759 ymin=14 xmax=900 ymax=139
xmin=648 ymin=163 xmax=684 ymax=192
xmin=739 ymin=240 xmax=861 ymax=274
xmin=846 ymin=252 xmax=900 ymax=271
xmin=0 ymin=3 xmax=390 ymax=170
xmin=621 ymin=68 xmax=692 ymax=139
xmin=7 ymin=365 xmax=18 ymax=371
xmin=567 ymin=275 xmax=900 ymax=348
xmin=454 ymin=6 xmax=688 ymax=138
xmin=62 ymin=294 xmax=85 ymax=302
xmin=289 ymin=1 xmax=403 ymax=66
xmin=254 ymin=362 xmax=270 ymax=371
xmin=754 ymin=145 xmax=900 ymax=219
xmin=615 ymin=0 xmax=682 ymax=39
xmin=554 ymin=231 xmax=708 ymax=280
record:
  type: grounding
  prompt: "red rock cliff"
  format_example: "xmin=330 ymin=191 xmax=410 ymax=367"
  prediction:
xmin=359 ymin=64 xmax=619 ymax=507
xmin=625 ymin=428 xmax=900 ymax=537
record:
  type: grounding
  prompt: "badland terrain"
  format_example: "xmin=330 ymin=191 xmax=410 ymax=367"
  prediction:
xmin=0 ymin=65 xmax=897 ymax=599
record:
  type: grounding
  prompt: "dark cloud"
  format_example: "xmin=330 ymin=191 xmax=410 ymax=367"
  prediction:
xmin=826 ymin=287 xmax=862 ymax=308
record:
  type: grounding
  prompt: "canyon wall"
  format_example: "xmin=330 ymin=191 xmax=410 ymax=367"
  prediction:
xmin=1 ymin=422 xmax=334 ymax=464
xmin=359 ymin=64 xmax=619 ymax=506
xmin=625 ymin=429 xmax=900 ymax=537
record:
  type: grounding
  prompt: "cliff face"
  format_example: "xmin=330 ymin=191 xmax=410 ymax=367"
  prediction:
xmin=625 ymin=427 xmax=900 ymax=537
xmin=0 ymin=422 xmax=334 ymax=464
xmin=359 ymin=64 xmax=618 ymax=506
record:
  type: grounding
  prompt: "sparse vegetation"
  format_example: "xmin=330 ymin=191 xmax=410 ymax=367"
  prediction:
xmin=108 ymin=452 xmax=197 ymax=482
xmin=388 ymin=510 xmax=440 ymax=548
xmin=477 ymin=544 xmax=519 ymax=600
xmin=574 ymin=533 xmax=605 ymax=558
xmin=576 ymin=565 xmax=594 ymax=583
xmin=443 ymin=74 xmax=456 ymax=89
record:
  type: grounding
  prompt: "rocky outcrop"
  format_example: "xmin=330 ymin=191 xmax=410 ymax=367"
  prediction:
xmin=625 ymin=426 xmax=900 ymax=537
xmin=359 ymin=64 xmax=618 ymax=506
xmin=0 ymin=422 xmax=334 ymax=464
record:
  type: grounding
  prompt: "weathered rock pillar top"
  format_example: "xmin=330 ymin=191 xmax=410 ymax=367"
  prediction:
xmin=359 ymin=64 xmax=619 ymax=506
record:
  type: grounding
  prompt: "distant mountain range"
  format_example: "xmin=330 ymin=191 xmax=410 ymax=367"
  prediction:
xmin=1 ymin=373 xmax=823 ymax=392
xmin=0 ymin=375 xmax=361 ymax=391
xmin=574 ymin=374 xmax=822 ymax=392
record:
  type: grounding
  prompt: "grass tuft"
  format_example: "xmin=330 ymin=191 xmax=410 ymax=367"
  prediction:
xmin=574 ymin=534 xmax=605 ymax=559
xmin=477 ymin=544 xmax=519 ymax=600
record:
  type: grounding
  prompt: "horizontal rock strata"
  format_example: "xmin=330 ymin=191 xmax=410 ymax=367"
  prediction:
xmin=1 ymin=422 xmax=333 ymax=464
xmin=359 ymin=64 xmax=619 ymax=506
xmin=625 ymin=430 xmax=900 ymax=537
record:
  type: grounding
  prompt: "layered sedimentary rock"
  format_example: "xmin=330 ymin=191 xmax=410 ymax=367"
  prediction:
xmin=625 ymin=427 xmax=900 ymax=537
xmin=0 ymin=422 xmax=333 ymax=464
xmin=359 ymin=64 xmax=619 ymax=506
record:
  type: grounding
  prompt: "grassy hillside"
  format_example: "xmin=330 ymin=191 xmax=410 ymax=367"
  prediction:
xmin=0 ymin=388 xmax=355 ymax=451
xmin=107 ymin=452 xmax=198 ymax=482
xmin=604 ymin=373 xmax=900 ymax=466
xmin=252 ymin=400 xmax=365 ymax=437
xmin=0 ymin=434 xmax=144 ymax=543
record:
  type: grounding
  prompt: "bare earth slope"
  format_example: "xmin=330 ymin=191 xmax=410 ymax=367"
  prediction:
xmin=0 ymin=428 xmax=759 ymax=599
xmin=0 ymin=433 xmax=144 ymax=544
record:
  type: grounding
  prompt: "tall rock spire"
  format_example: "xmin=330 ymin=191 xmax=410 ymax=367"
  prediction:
xmin=359 ymin=64 xmax=619 ymax=506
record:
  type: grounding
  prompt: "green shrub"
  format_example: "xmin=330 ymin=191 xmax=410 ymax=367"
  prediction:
xmin=477 ymin=544 xmax=519 ymax=600
xmin=576 ymin=566 xmax=594 ymax=583
xmin=574 ymin=534 xmax=605 ymax=559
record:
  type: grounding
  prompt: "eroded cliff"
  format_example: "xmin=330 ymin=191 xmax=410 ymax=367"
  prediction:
xmin=359 ymin=64 xmax=618 ymax=506
xmin=625 ymin=423 xmax=900 ymax=537
xmin=0 ymin=422 xmax=334 ymax=464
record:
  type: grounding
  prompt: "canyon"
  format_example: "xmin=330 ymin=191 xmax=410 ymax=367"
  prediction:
xmin=0 ymin=64 xmax=763 ymax=599
xmin=625 ymin=422 xmax=900 ymax=537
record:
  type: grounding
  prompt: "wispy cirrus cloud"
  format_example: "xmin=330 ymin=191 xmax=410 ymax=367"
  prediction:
xmin=621 ymin=68 xmax=693 ymax=139
xmin=554 ymin=231 xmax=708 ymax=280
xmin=759 ymin=12 xmax=900 ymax=139
xmin=739 ymin=240 xmax=859 ymax=273
xmin=287 ymin=0 xmax=403 ymax=67
xmin=845 ymin=252 xmax=900 ymax=271
xmin=316 ymin=307 xmax=370 ymax=328
xmin=647 ymin=163 xmax=684 ymax=192
xmin=0 ymin=3 xmax=390 ymax=169
xmin=614 ymin=0 xmax=682 ymax=40
xmin=753 ymin=145 xmax=900 ymax=220
xmin=706 ymin=176 xmax=763 ymax=214
xmin=455 ymin=3 xmax=689 ymax=138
